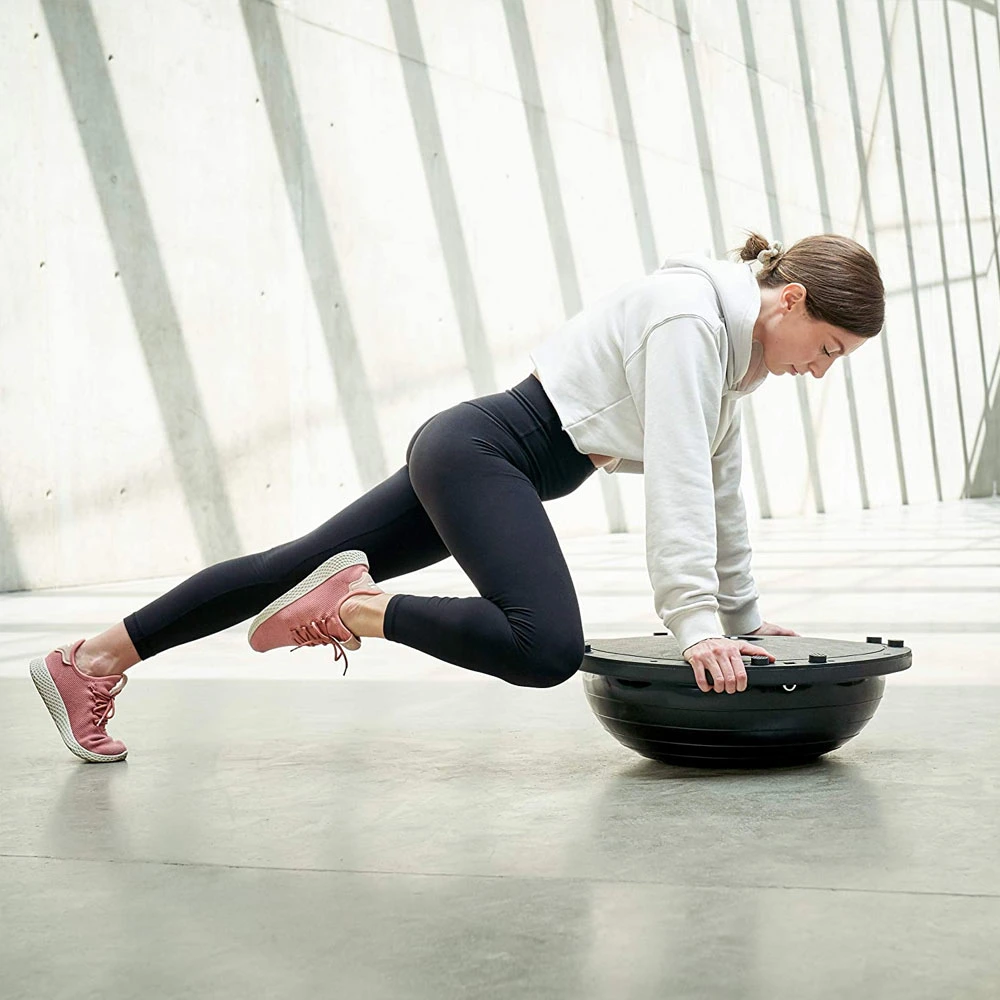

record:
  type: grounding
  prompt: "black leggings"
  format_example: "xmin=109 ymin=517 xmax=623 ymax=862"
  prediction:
xmin=123 ymin=374 xmax=598 ymax=687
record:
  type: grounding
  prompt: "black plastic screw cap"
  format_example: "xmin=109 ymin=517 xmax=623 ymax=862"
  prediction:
xmin=750 ymin=655 xmax=770 ymax=665
xmin=584 ymin=643 xmax=591 ymax=653
xmin=887 ymin=639 xmax=904 ymax=648
xmin=866 ymin=636 xmax=883 ymax=644
xmin=808 ymin=653 xmax=828 ymax=663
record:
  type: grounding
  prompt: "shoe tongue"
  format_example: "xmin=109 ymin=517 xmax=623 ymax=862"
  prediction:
xmin=93 ymin=672 xmax=126 ymax=697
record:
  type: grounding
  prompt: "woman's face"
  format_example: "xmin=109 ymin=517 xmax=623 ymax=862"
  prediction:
xmin=755 ymin=282 xmax=869 ymax=378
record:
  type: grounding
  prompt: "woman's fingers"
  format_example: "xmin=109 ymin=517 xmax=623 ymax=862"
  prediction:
xmin=732 ymin=651 xmax=748 ymax=693
xmin=705 ymin=658 xmax=722 ymax=692
xmin=708 ymin=658 xmax=729 ymax=693
xmin=694 ymin=663 xmax=712 ymax=694
xmin=694 ymin=653 xmax=749 ymax=694
xmin=693 ymin=662 xmax=711 ymax=693
xmin=685 ymin=638 xmax=776 ymax=694
xmin=692 ymin=657 xmax=719 ymax=692
xmin=719 ymin=654 xmax=737 ymax=694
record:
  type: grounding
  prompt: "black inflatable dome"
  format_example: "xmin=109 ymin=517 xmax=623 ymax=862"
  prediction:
xmin=581 ymin=634 xmax=911 ymax=768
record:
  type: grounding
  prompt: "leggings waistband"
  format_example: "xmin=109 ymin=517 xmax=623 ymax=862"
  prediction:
xmin=456 ymin=373 xmax=593 ymax=490
xmin=507 ymin=374 xmax=564 ymax=432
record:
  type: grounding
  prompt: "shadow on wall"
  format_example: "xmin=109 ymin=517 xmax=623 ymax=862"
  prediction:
xmin=969 ymin=388 xmax=1000 ymax=497
xmin=384 ymin=0 xmax=498 ymax=398
xmin=735 ymin=0 xmax=828 ymax=515
xmin=0 ymin=502 xmax=26 ymax=592
xmin=239 ymin=0 xmax=389 ymax=489
xmin=503 ymin=0 xmax=627 ymax=533
xmin=39 ymin=0 xmax=243 ymax=566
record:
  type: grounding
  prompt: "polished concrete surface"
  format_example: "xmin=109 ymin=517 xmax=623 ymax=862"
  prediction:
xmin=3 ymin=499 xmax=1000 ymax=999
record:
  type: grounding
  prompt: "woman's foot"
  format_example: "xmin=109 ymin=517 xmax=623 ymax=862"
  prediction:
xmin=247 ymin=550 xmax=390 ymax=673
xmin=30 ymin=638 xmax=129 ymax=762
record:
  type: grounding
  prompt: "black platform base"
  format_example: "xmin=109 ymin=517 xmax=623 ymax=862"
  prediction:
xmin=581 ymin=635 xmax=911 ymax=768
xmin=582 ymin=672 xmax=884 ymax=767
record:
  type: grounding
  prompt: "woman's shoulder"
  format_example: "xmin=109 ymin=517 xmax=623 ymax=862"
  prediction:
xmin=631 ymin=270 xmax=724 ymax=322
xmin=617 ymin=272 xmax=725 ymax=346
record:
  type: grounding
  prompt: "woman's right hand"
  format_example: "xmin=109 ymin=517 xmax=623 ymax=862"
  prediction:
xmin=682 ymin=637 xmax=774 ymax=694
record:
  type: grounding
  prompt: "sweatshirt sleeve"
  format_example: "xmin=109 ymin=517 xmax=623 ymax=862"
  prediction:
xmin=711 ymin=403 xmax=763 ymax=636
xmin=624 ymin=315 xmax=728 ymax=654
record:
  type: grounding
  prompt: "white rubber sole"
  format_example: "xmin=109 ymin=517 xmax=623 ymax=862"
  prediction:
xmin=29 ymin=656 xmax=128 ymax=763
xmin=247 ymin=549 xmax=370 ymax=648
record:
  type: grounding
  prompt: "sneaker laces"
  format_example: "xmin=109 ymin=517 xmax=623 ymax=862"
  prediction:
xmin=92 ymin=674 xmax=128 ymax=728
xmin=289 ymin=619 xmax=353 ymax=675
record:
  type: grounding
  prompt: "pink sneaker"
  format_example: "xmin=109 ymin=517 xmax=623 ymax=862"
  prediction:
xmin=30 ymin=638 xmax=128 ymax=763
xmin=247 ymin=549 xmax=385 ymax=674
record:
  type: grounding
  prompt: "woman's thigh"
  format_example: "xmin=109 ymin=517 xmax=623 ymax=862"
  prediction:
xmin=261 ymin=464 xmax=450 ymax=585
xmin=405 ymin=403 xmax=587 ymax=660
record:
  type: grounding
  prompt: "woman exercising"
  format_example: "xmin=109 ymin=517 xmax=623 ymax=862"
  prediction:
xmin=31 ymin=231 xmax=885 ymax=763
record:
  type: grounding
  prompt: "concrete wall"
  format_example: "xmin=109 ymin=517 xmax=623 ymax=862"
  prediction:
xmin=2 ymin=0 xmax=1000 ymax=591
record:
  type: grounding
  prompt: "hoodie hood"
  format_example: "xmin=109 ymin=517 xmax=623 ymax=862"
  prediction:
xmin=655 ymin=252 xmax=766 ymax=396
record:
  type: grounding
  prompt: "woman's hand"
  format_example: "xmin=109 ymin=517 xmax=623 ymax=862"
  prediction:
xmin=745 ymin=621 xmax=800 ymax=637
xmin=682 ymin=637 xmax=774 ymax=694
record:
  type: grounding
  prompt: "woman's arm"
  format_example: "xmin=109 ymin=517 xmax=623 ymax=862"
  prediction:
xmin=710 ymin=403 xmax=763 ymax=636
xmin=623 ymin=314 xmax=729 ymax=654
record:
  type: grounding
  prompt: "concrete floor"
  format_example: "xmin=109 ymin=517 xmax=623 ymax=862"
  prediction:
xmin=3 ymin=498 xmax=1000 ymax=999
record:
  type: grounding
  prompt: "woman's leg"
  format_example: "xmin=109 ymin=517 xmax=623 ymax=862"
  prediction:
xmin=77 ymin=622 xmax=141 ymax=677
xmin=75 ymin=375 xmax=595 ymax=688
xmin=372 ymin=396 xmax=596 ymax=688
xmin=76 ymin=463 xmax=450 ymax=676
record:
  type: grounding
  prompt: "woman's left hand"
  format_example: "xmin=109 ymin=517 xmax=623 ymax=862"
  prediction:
xmin=746 ymin=621 xmax=800 ymax=637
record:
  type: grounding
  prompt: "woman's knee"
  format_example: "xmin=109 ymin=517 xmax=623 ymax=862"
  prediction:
xmin=518 ymin=635 xmax=585 ymax=688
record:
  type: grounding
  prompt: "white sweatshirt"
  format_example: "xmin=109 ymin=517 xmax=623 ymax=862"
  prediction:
xmin=528 ymin=252 xmax=768 ymax=654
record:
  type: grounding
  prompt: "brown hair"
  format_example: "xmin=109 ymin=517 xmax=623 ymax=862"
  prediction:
xmin=728 ymin=230 xmax=885 ymax=338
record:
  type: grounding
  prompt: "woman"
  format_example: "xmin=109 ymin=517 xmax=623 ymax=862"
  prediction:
xmin=30 ymin=231 xmax=885 ymax=763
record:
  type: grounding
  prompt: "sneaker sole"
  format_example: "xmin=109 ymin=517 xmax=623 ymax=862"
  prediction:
xmin=247 ymin=549 xmax=369 ymax=648
xmin=29 ymin=657 xmax=128 ymax=763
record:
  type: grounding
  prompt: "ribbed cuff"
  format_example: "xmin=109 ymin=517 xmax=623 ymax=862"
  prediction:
xmin=719 ymin=600 xmax=763 ymax=638
xmin=668 ymin=608 xmax=727 ymax=655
